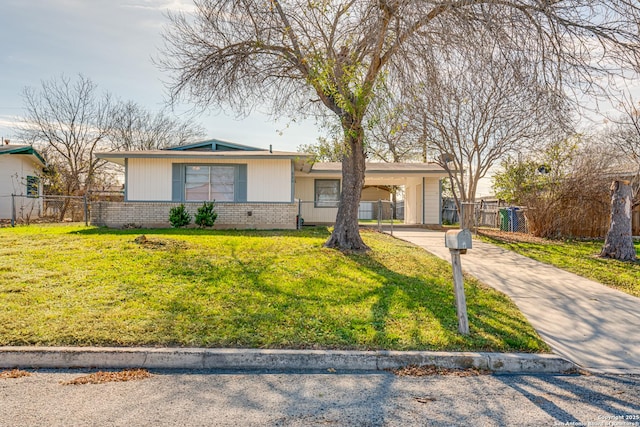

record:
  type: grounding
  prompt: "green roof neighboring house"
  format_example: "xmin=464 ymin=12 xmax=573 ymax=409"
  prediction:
xmin=0 ymin=143 xmax=45 ymax=220
xmin=0 ymin=144 xmax=46 ymax=166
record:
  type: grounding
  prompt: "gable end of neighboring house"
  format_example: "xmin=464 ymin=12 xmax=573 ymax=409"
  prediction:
xmin=0 ymin=144 xmax=45 ymax=220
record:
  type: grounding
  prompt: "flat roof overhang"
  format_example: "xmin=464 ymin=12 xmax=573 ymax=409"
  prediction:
xmin=96 ymin=150 xmax=313 ymax=168
xmin=296 ymin=162 xmax=449 ymax=185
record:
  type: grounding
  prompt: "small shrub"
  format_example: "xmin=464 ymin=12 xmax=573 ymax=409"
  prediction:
xmin=169 ymin=204 xmax=191 ymax=228
xmin=195 ymin=201 xmax=218 ymax=228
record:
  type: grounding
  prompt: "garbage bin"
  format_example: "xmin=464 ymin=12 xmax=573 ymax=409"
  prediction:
xmin=508 ymin=207 xmax=520 ymax=232
xmin=499 ymin=208 xmax=509 ymax=231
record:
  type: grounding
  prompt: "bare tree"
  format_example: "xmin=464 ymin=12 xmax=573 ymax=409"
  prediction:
xmin=159 ymin=0 xmax=640 ymax=251
xmin=406 ymin=34 xmax=571 ymax=213
xmin=365 ymin=85 xmax=422 ymax=163
xmin=492 ymin=137 xmax=625 ymax=239
xmin=298 ymin=136 xmax=345 ymax=163
xmin=19 ymin=74 xmax=113 ymax=199
xmin=18 ymin=75 xmax=206 ymax=216
xmin=110 ymin=101 xmax=206 ymax=151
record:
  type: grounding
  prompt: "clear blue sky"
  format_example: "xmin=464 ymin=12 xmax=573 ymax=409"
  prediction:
xmin=0 ymin=0 xmax=319 ymax=152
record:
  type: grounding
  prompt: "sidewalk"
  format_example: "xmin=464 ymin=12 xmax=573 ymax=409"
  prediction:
xmin=389 ymin=228 xmax=640 ymax=374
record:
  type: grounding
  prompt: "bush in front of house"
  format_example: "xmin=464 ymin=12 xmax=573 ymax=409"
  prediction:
xmin=169 ymin=204 xmax=191 ymax=228
xmin=195 ymin=201 xmax=217 ymax=228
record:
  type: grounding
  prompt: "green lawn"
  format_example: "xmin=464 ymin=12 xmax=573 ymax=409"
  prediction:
xmin=0 ymin=225 xmax=547 ymax=352
xmin=479 ymin=231 xmax=640 ymax=298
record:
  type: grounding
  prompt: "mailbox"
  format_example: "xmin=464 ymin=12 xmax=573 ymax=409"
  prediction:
xmin=445 ymin=229 xmax=472 ymax=251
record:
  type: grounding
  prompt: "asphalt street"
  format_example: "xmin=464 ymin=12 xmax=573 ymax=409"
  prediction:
xmin=1 ymin=369 xmax=639 ymax=426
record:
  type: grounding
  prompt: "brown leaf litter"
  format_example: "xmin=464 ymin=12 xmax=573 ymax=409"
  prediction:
xmin=388 ymin=364 xmax=490 ymax=377
xmin=0 ymin=369 xmax=31 ymax=379
xmin=60 ymin=369 xmax=152 ymax=385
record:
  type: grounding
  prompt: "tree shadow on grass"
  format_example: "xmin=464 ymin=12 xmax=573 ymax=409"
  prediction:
xmin=143 ymin=240 xmax=546 ymax=352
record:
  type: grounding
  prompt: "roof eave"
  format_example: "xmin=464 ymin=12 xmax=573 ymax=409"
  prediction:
xmin=0 ymin=146 xmax=46 ymax=166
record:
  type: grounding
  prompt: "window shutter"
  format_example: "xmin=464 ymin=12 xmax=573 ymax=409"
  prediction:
xmin=236 ymin=164 xmax=247 ymax=202
xmin=172 ymin=164 xmax=184 ymax=201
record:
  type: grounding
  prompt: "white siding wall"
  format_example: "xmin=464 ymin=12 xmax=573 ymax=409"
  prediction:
xmin=404 ymin=177 xmax=421 ymax=224
xmin=246 ymin=159 xmax=291 ymax=202
xmin=127 ymin=158 xmax=172 ymax=201
xmin=403 ymin=177 xmax=441 ymax=225
xmin=0 ymin=155 xmax=42 ymax=219
xmin=424 ymin=177 xmax=441 ymax=224
xmin=126 ymin=157 xmax=292 ymax=202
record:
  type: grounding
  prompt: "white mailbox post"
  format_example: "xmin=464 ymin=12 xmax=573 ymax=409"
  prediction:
xmin=445 ymin=229 xmax=472 ymax=335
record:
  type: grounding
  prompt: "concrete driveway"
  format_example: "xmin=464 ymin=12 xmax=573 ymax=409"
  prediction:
xmin=389 ymin=228 xmax=640 ymax=374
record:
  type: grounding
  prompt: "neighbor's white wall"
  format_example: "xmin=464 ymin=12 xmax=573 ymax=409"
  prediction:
xmin=0 ymin=155 xmax=42 ymax=219
xmin=126 ymin=157 xmax=293 ymax=202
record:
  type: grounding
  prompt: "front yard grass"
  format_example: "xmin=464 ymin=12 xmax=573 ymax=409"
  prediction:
xmin=0 ymin=225 xmax=548 ymax=352
xmin=479 ymin=230 xmax=640 ymax=298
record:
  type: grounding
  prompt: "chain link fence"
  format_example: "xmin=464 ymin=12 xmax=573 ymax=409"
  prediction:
xmin=296 ymin=199 xmax=399 ymax=234
xmin=443 ymin=199 xmax=529 ymax=234
xmin=7 ymin=191 xmax=124 ymax=227
xmin=9 ymin=194 xmax=89 ymax=226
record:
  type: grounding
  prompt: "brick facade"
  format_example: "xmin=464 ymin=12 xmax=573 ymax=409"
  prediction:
xmin=90 ymin=201 xmax=298 ymax=229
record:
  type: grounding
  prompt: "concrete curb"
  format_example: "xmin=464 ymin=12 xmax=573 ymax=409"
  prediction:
xmin=0 ymin=347 xmax=578 ymax=374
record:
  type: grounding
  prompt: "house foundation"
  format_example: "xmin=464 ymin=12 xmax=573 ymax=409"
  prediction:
xmin=90 ymin=201 xmax=298 ymax=229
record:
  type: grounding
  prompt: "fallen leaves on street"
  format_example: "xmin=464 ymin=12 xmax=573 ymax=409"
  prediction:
xmin=389 ymin=365 xmax=490 ymax=377
xmin=0 ymin=369 xmax=31 ymax=379
xmin=60 ymin=369 xmax=152 ymax=385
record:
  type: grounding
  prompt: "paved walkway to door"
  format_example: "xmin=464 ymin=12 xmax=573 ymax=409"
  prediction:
xmin=388 ymin=228 xmax=640 ymax=374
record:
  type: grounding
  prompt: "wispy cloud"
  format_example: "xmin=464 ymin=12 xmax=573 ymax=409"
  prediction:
xmin=121 ymin=0 xmax=195 ymax=12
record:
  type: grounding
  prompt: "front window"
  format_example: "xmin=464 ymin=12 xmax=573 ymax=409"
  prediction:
xmin=185 ymin=165 xmax=235 ymax=201
xmin=315 ymin=179 xmax=340 ymax=207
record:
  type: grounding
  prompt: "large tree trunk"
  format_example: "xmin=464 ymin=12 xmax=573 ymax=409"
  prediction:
xmin=600 ymin=180 xmax=637 ymax=262
xmin=324 ymin=127 xmax=369 ymax=252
